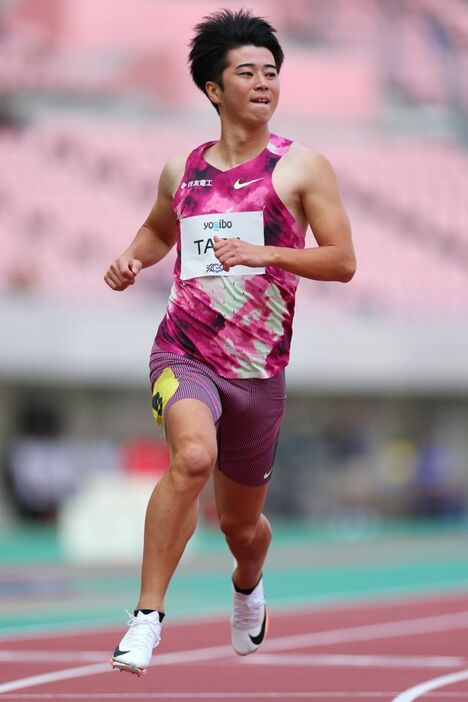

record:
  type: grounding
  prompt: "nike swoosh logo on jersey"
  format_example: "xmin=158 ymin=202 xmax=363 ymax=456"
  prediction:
xmin=233 ymin=177 xmax=264 ymax=189
xmin=249 ymin=609 xmax=267 ymax=646
xmin=263 ymin=467 xmax=273 ymax=480
xmin=113 ymin=647 xmax=131 ymax=658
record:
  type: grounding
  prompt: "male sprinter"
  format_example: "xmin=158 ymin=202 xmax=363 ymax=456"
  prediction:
xmin=105 ymin=9 xmax=355 ymax=676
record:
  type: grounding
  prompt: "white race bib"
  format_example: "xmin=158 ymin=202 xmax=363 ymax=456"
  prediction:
xmin=180 ymin=210 xmax=265 ymax=280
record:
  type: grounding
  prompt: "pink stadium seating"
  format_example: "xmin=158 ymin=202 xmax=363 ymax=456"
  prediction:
xmin=278 ymin=49 xmax=379 ymax=121
xmin=5 ymin=0 xmax=467 ymax=112
xmin=2 ymin=0 xmax=468 ymax=313
xmin=10 ymin=0 xmax=282 ymax=54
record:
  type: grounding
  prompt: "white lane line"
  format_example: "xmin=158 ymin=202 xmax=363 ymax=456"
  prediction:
xmin=1 ymin=650 xmax=465 ymax=669
xmin=0 ymin=664 xmax=109 ymax=696
xmin=262 ymin=611 xmax=468 ymax=652
xmin=0 ymin=693 xmax=427 ymax=699
xmin=0 ymin=646 xmax=233 ymax=694
xmin=0 ymin=652 xmax=104 ymax=663
xmin=1 ymin=692 xmax=468 ymax=699
xmin=244 ymin=653 xmax=467 ymax=669
xmin=2 ymin=610 xmax=468 ymax=694
xmin=391 ymin=668 xmax=468 ymax=702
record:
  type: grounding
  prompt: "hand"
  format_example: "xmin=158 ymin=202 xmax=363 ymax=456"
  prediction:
xmin=213 ymin=236 xmax=271 ymax=272
xmin=104 ymin=256 xmax=143 ymax=291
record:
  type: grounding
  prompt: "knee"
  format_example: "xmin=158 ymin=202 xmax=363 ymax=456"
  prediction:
xmin=219 ymin=516 xmax=258 ymax=548
xmin=171 ymin=441 xmax=215 ymax=488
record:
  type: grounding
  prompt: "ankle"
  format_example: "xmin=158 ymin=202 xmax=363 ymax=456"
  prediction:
xmin=136 ymin=599 xmax=165 ymax=612
xmin=232 ymin=569 xmax=262 ymax=593
xmin=133 ymin=609 xmax=165 ymax=621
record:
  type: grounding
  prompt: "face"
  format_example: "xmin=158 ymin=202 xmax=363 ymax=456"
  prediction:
xmin=207 ymin=45 xmax=280 ymax=124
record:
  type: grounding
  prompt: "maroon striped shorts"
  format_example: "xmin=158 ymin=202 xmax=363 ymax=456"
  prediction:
xmin=149 ymin=346 xmax=286 ymax=487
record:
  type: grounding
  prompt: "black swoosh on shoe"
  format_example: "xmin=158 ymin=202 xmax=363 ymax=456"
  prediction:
xmin=113 ymin=647 xmax=131 ymax=658
xmin=249 ymin=610 xmax=267 ymax=646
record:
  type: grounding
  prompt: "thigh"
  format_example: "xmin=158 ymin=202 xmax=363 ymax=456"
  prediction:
xmin=214 ymin=468 xmax=269 ymax=526
xmin=150 ymin=347 xmax=222 ymax=429
xmin=165 ymin=398 xmax=218 ymax=464
xmin=217 ymin=371 xmax=286 ymax=487
xmin=150 ymin=348 xmax=222 ymax=460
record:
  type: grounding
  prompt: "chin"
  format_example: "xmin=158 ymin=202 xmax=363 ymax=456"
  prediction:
xmin=245 ymin=109 xmax=275 ymax=126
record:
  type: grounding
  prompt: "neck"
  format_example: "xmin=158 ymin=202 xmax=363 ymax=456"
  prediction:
xmin=214 ymin=123 xmax=271 ymax=170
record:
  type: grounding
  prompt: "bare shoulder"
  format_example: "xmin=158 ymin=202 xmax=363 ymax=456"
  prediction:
xmin=164 ymin=153 xmax=187 ymax=177
xmin=285 ymin=143 xmax=336 ymax=182
xmin=275 ymin=141 xmax=345 ymax=220
xmin=159 ymin=153 xmax=187 ymax=196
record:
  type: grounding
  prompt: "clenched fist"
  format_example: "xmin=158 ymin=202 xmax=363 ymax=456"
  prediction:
xmin=104 ymin=256 xmax=143 ymax=291
xmin=213 ymin=236 xmax=272 ymax=272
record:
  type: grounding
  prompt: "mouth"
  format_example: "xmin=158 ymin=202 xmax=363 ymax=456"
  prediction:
xmin=250 ymin=98 xmax=270 ymax=105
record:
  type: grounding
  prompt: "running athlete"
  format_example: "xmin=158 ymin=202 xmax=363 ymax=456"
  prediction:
xmin=105 ymin=9 xmax=355 ymax=676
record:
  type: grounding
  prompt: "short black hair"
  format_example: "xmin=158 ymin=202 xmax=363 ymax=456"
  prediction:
xmin=189 ymin=8 xmax=284 ymax=111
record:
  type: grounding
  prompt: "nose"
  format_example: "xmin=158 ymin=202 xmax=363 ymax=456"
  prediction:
xmin=255 ymin=72 xmax=268 ymax=90
xmin=255 ymin=70 xmax=268 ymax=88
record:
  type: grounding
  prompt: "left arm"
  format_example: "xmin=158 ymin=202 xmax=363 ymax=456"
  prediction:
xmin=214 ymin=151 xmax=356 ymax=282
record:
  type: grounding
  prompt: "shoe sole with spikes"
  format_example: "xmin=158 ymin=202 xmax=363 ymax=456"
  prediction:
xmin=110 ymin=658 xmax=147 ymax=676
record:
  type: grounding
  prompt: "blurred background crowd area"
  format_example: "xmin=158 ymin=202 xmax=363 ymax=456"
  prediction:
xmin=1 ymin=0 xmax=468 ymax=537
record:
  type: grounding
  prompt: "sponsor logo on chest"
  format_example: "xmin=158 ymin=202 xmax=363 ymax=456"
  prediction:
xmin=180 ymin=179 xmax=213 ymax=189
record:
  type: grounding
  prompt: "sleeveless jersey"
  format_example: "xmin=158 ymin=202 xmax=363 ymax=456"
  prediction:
xmin=155 ymin=133 xmax=305 ymax=379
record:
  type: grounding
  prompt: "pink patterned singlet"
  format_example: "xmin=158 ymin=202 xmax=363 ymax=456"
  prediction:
xmin=155 ymin=133 xmax=305 ymax=379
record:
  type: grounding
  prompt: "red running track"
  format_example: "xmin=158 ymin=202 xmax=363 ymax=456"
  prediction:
xmin=1 ymin=592 xmax=468 ymax=701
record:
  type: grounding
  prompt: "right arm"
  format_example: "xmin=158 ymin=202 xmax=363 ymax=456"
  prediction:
xmin=104 ymin=154 xmax=185 ymax=291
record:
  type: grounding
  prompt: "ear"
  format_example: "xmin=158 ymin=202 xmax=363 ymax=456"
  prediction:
xmin=205 ymin=81 xmax=222 ymax=107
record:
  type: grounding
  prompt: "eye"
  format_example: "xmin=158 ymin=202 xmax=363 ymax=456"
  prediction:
xmin=266 ymin=72 xmax=277 ymax=79
xmin=240 ymin=71 xmax=253 ymax=77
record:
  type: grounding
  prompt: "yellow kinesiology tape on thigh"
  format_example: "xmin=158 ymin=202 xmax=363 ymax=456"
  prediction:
xmin=152 ymin=367 xmax=180 ymax=426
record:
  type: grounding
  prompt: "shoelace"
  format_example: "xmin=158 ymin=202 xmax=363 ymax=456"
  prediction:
xmin=232 ymin=595 xmax=265 ymax=630
xmin=123 ymin=610 xmax=161 ymax=650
